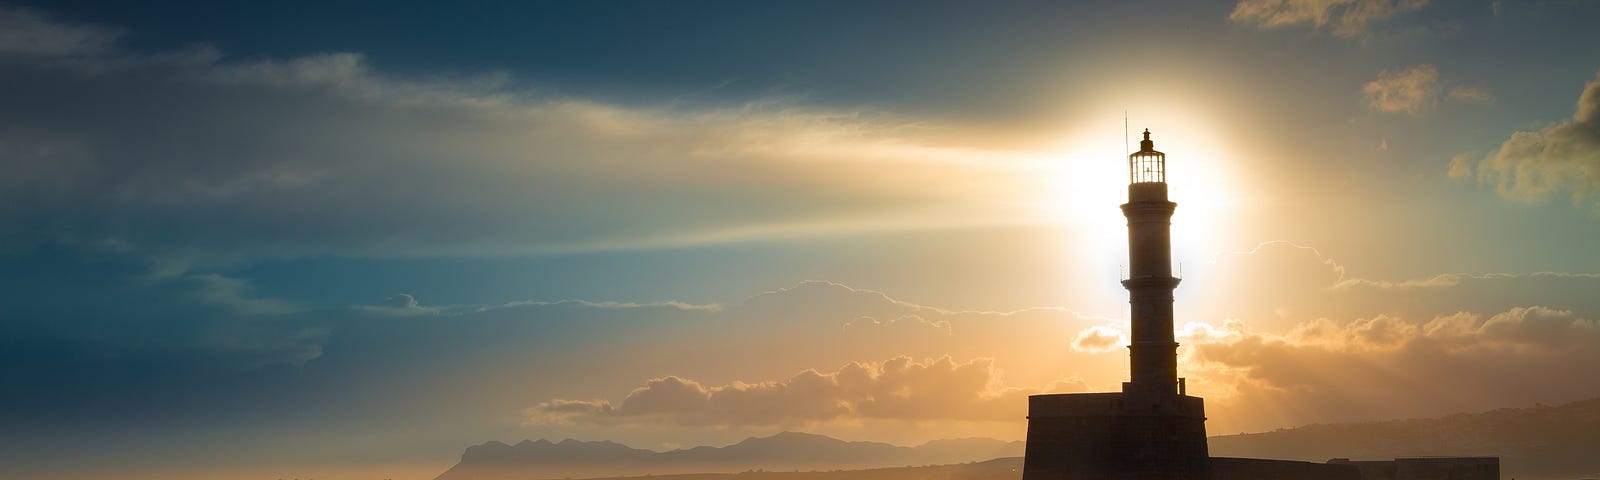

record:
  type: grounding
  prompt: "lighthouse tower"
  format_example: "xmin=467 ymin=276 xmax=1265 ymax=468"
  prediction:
xmin=1122 ymin=128 xmax=1182 ymax=404
xmin=1021 ymin=129 xmax=1209 ymax=480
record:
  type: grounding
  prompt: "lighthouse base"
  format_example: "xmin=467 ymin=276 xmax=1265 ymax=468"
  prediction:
xmin=1022 ymin=392 xmax=1208 ymax=480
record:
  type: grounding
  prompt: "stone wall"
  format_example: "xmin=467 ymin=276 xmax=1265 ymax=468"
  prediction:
xmin=1023 ymin=393 xmax=1209 ymax=480
xmin=1209 ymin=457 xmax=1361 ymax=480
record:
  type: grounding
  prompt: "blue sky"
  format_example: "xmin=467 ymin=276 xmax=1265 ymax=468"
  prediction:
xmin=4 ymin=1 xmax=1600 ymax=479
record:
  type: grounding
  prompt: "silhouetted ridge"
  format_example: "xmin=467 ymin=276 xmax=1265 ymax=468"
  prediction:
xmin=435 ymin=432 xmax=1024 ymax=480
xmin=1209 ymin=397 xmax=1600 ymax=480
xmin=461 ymin=437 xmax=654 ymax=465
xmin=574 ymin=457 xmax=1026 ymax=480
xmin=655 ymin=432 xmax=903 ymax=464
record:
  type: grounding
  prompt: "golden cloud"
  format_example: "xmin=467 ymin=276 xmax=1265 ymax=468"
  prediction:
xmin=1465 ymin=70 xmax=1600 ymax=210
xmin=1070 ymin=326 xmax=1129 ymax=353
xmin=1363 ymin=64 xmax=1440 ymax=114
xmin=1186 ymin=306 xmax=1600 ymax=431
xmin=1228 ymin=0 xmax=1428 ymax=38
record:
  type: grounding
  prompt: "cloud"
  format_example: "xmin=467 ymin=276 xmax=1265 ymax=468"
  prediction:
xmin=1071 ymin=326 xmax=1128 ymax=353
xmin=1361 ymin=66 xmax=1491 ymax=116
xmin=1186 ymin=241 xmax=1600 ymax=333
xmin=1187 ymin=305 xmax=1600 ymax=430
xmin=0 ymin=252 xmax=1129 ymax=442
xmin=0 ymin=8 xmax=1065 ymax=264
xmin=1363 ymin=64 xmax=1440 ymax=114
xmin=526 ymin=356 xmax=1086 ymax=426
xmin=1447 ymin=85 xmax=1496 ymax=104
xmin=843 ymin=314 xmax=952 ymax=336
xmin=0 ymin=6 xmax=119 ymax=56
xmin=1333 ymin=271 xmax=1600 ymax=291
xmin=1458 ymin=71 xmax=1600 ymax=210
xmin=1447 ymin=152 xmax=1475 ymax=178
xmin=381 ymin=293 xmax=419 ymax=309
xmin=8 ymin=241 xmax=1600 ymax=460
xmin=1228 ymin=0 xmax=1428 ymax=38
xmin=519 ymin=265 xmax=1600 ymax=433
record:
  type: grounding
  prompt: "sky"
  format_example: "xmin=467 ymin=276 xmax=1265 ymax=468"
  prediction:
xmin=3 ymin=1 xmax=1600 ymax=479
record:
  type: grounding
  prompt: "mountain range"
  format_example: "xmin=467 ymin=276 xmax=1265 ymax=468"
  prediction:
xmin=439 ymin=397 xmax=1600 ymax=480
xmin=1209 ymin=396 xmax=1600 ymax=480
xmin=435 ymin=432 xmax=1024 ymax=480
xmin=567 ymin=457 xmax=1025 ymax=480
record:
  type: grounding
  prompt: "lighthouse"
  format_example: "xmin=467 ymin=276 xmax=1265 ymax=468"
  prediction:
xmin=1122 ymin=128 xmax=1183 ymax=403
xmin=1021 ymin=129 xmax=1209 ymax=480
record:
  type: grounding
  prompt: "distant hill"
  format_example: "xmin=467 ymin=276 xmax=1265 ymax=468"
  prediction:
xmin=435 ymin=432 xmax=1024 ymax=480
xmin=575 ymin=457 xmax=1023 ymax=480
xmin=1209 ymin=397 xmax=1600 ymax=480
xmin=440 ymin=398 xmax=1600 ymax=480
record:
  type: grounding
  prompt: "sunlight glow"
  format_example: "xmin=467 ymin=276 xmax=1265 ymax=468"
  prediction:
xmin=1036 ymin=102 xmax=1249 ymax=318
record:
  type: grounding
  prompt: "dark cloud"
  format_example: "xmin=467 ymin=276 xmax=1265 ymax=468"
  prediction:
xmin=0 ymin=6 xmax=119 ymax=56
xmin=0 ymin=247 xmax=326 ymax=439
xmin=0 ymin=7 xmax=1057 ymax=266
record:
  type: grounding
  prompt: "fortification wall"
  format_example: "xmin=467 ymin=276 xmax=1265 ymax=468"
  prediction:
xmin=1023 ymin=393 xmax=1208 ymax=480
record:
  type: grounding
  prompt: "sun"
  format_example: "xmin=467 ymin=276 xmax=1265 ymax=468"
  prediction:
xmin=1037 ymin=110 xmax=1246 ymax=313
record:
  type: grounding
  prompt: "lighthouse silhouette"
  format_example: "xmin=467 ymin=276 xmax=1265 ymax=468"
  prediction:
xmin=1021 ymin=129 xmax=1209 ymax=480
xmin=1019 ymin=130 xmax=1501 ymax=480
